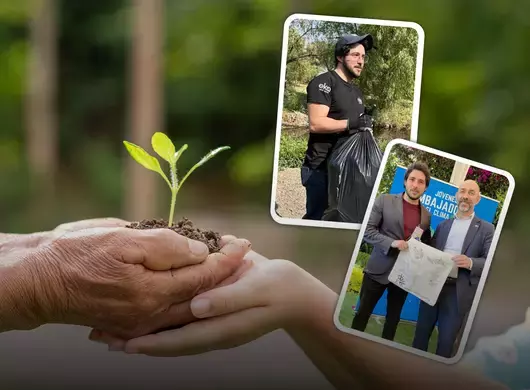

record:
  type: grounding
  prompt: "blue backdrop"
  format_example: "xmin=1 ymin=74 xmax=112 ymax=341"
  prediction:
xmin=355 ymin=165 xmax=499 ymax=322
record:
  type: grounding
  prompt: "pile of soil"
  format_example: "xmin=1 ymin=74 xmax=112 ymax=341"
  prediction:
xmin=127 ymin=217 xmax=221 ymax=253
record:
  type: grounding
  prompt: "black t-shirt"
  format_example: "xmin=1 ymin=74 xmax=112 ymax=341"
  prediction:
xmin=303 ymin=70 xmax=365 ymax=170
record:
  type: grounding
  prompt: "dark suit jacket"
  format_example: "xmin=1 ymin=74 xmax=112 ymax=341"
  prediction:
xmin=363 ymin=193 xmax=432 ymax=284
xmin=431 ymin=216 xmax=495 ymax=315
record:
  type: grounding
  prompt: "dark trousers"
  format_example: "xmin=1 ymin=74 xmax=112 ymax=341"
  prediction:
xmin=301 ymin=166 xmax=328 ymax=220
xmin=351 ymin=274 xmax=408 ymax=341
xmin=412 ymin=282 xmax=464 ymax=358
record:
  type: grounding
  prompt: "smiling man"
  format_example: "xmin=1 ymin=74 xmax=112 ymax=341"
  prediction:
xmin=413 ymin=179 xmax=495 ymax=358
xmin=301 ymin=33 xmax=374 ymax=220
xmin=351 ymin=162 xmax=432 ymax=341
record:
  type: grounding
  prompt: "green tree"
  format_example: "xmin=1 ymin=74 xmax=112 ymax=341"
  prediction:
xmin=283 ymin=19 xmax=418 ymax=125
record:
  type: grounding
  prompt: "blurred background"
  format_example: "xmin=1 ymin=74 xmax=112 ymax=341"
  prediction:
xmin=1 ymin=0 xmax=530 ymax=388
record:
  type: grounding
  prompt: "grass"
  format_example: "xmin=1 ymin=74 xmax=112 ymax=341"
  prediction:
xmin=278 ymin=131 xmax=307 ymax=170
xmin=376 ymin=100 xmax=413 ymax=130
xmin=338 ymin=292 xmax=439 ymax=354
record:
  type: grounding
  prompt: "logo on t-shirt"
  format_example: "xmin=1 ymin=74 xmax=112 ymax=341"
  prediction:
xmin=318 ymin=83 xmax=331 ymax=94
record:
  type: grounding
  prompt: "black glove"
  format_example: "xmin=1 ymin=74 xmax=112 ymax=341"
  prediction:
xmin=365 ymin=104 xmax=377 ymax=117
xmin=358 ymin=113 xmax=373 ymax=131
xmin=346 ymin=113 xmax=373 ymax=134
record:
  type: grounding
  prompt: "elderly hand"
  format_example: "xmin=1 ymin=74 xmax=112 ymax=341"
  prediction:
xmin=1 ymin=217 xmax=130 ymax=253
xmin=89 ymin=243 xmax=333 ymax=356
xmin=51 ymin=217 xmax=130 ymax=237
xmin=1 ymin=226 xmax=251 ymax=338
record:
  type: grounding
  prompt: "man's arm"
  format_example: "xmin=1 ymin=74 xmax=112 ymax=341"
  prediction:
xmin=363 ymin=194 xmax=395 ymax=255
xmin=307 ymin=103 xmax=348 ymax=133
xmin=305 ymin=76 xmax=348 ymax=134
xmin=469 ymin=224 xmax=495 ymax=278
xmin=420 ymin=215 xmax=433 ymax=245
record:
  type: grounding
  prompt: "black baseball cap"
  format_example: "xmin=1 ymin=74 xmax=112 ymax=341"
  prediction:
xmin=334 ymin=34 xmax=374 ymax=56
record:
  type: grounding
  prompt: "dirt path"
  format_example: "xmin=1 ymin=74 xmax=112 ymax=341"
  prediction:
xmin=275 ymin=167 xmax=306 ymax=219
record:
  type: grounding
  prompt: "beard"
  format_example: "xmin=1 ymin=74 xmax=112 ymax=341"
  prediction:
xmin=344 ymin=62 xmax=362 ymax=79
xmin=458 ymin=200 xmax=472 ymax=212
xmin=405 ymin=188 xmax=422 ymax=200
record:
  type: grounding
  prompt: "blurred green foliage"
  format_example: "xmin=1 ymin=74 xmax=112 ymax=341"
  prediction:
xmin=356 ymin=251 xmax=370 ymax=269
xmin=379 ymin=147 xmax=401 ymax=194
xmin=0 ymin=1 xmax=527 ymax=360
xmin=0 ymin=0 xmax=528 ymax=241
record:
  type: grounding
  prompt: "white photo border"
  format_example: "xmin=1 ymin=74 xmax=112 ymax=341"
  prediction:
xmin=332 ymin=138 xmax=516 ymax=365
xmin=270 ymin=13 xmax=426 ymax=230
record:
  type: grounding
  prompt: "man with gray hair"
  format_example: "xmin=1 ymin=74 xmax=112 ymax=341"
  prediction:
xmin=413 ymin=179 xmax=495 ymax=358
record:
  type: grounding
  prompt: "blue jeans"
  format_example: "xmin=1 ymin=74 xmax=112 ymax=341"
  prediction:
xmin=301 ymin=166 xmax=328 ymax=220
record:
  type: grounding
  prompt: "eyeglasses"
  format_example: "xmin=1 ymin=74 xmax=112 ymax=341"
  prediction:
xmin=346 ymin=52 xmax=368 ymax=62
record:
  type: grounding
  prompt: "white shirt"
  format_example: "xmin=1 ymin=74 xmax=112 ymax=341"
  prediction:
xmin=443 ymin=212 xmax=474 ymax=278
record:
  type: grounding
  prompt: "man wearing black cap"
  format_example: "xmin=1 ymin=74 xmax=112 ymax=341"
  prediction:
xmin=301 ymin=33 xmax=374 ymax=220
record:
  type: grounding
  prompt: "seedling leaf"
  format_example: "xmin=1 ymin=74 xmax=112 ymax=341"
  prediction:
xmin=151 ymin=132 xmax=176 ymax=163
xmin=123 ymin=134 xmax=231 ymax=228
xmin=197 ymin=146 xmax=231 ymax=166
xmin=177 ymin=146 xmax=230 ymax=191
xmin=174 ymin=144 xmax=188 ymax=163
xmin=123 ymin=141 xmax=171 ymax=187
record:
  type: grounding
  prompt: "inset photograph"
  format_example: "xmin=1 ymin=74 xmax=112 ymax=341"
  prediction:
xmin=334 ymin=139 xmax=515 ymax=364
xmin=271 ymin=13 xmax=425 ymax=229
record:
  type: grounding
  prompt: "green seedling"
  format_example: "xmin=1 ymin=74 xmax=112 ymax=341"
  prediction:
xmin=123 ymin=132 xmax=230 ymax=227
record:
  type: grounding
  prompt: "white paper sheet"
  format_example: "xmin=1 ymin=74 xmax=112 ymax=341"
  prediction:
xmin=388 ymin=239 xmax=455 ymax=306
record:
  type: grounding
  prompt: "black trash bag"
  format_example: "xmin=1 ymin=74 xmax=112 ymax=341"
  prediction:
xmin=322 ymin=129 xmax=383 ymax=223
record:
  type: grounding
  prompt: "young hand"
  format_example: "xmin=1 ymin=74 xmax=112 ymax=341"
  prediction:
xmin=89 ymin=245 xmax=332 ymax=356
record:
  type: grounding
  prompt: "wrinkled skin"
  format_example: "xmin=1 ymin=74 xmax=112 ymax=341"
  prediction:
xmin=9 ymin=218 xmax=251 ymax=339
xmin=89 ymin=248 xmax=333 ymax=356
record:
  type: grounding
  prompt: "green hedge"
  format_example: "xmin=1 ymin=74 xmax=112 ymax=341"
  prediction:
xmin=283 ymin=88 xmax=307 ymax=113
xmin=347 ymin=266 xmax=364 ymax=293
xmin=355 ymin=250 xmax=371 ymax=268
xmin=279 ymin=133 xmax=306 ymax=169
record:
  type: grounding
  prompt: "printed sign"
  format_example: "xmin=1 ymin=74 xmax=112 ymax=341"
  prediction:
xmin=389 ymin=166 xmax=499 ymax=231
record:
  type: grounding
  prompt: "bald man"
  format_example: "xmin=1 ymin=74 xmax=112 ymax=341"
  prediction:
xmin=412 ymin=180 xmax=495 ymax=358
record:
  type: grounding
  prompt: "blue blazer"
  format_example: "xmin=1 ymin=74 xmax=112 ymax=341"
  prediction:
xmin=431 ymin=216 xmax=495 ymax=314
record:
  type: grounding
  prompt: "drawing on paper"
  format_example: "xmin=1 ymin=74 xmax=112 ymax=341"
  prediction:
xmin=388 ymin=239 xmax=454 ymax=306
